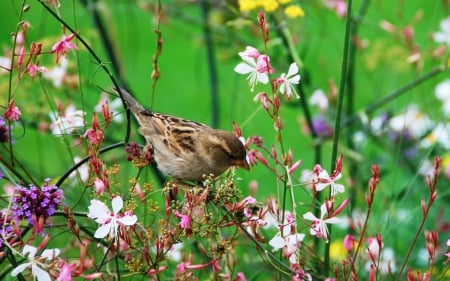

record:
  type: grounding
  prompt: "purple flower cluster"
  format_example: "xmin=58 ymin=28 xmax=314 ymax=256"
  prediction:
xmin=11 ymin=180 xmax=64 ymax=225
xmin=0 ymin=116 xmax=11 ymax=143
xmin=0 ymin=211 xmax=13 ymax=248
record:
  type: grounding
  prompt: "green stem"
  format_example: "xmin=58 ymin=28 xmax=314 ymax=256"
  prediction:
xmin=326 ymin=0 xmax=354 ymax=276
xmin=342 ymin=65 xmax=448 ymax=128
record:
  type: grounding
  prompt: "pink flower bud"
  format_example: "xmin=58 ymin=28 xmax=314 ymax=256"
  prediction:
xmin=4 ymin=100 xmax=21 ymax=121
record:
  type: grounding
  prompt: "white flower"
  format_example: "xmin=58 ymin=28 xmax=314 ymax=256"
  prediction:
xmin=267 ymin=210 xmax=305 ymax=264
xmin=420 ymin=123 xmax=450 ymax=149
xmin=309 ymin=89 xmax=328 ymax=111
xmin=234 ymin=47 xmax=274 ymax=92
xmin=389 ymin=105 xmax=431 ymax=138
xmin=432 ymin=16 xmax=450 ymax=46
xmin=0 ymin=56 xmax=12 ymax=75
xmin=69 ymin=156 xmax=89 ymax=183
xmin=435 ymin=79 xmax=450 ymax=116
xmin=43 ymin=57 xmax=68 ymax=88
xmin=168 ymin=243 xmax=183 ymax=262
xmin=277 ymin=63 xmax=301 ymax=99
xmin=11 ymin=245 xmax=60 ymax=281
xmin=269 ymin=232 xmax=305 ymax=254
xmin=49 ymin=105 xmax=85 ymax=136
xmin=315 ymin=169 xmax=345 ymax=196
xmin=87 ymin=196 xmax=137 ymax=239
xmin=303 ymin=203 xmax=342 ymax=242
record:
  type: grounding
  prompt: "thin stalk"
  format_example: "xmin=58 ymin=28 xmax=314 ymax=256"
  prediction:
xmin=326 ymin=0 xmax=353 ymax=276
xmin=200 ymin=0 xmax=219 ymax=128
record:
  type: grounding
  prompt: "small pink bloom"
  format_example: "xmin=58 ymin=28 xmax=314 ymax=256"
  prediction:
xmin=235 ymin=47 xmax=274 ymax=92
xmin=238 ymin=46 xmax=260 ymax=59
xmin=288 ymin=160 xmax=302 ymax=174
xmin=57 ymin=261 xmax=76 ymax=281
xmin=253 ymin=92 xmax=271 ymax=111
xmin=323 ymin=0 xmax=347 ymax=18
xmin=17 ymin=45 xmax=25 ymax=68
xmin=4 ymin=100 xmax=21 ymax=121
xmin=235 ymin=272 xmax=247 ymax=281
xmin=344 ymin=234 xmax=357 ymax=251
xmin=51 ymin=33 xmax=78 ymax=63
xmin=247 ymin=149 xmax=257 ymax=166
xmin=25 ymin=64 xmax=47 ymax=77
xmin=93 ymin=178 xmax=105 ymax=195
xmin=366 ymin=236 xmax=383 ymax=261
xmin=175 ymin=211 xmax=191 ymax=229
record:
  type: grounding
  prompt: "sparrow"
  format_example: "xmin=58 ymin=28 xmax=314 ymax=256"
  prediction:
xmin=114 ymin=87 xmax=249 ymax=181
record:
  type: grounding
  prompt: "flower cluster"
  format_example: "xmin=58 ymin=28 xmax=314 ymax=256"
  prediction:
xmin=238 ymin=0 xmax=305 ymax=19
xmin=234 ymin=46 xmax=301 ymax=99
xmin=0 ymin=116 xmax=12 ymax=143
xmin=125 ymin=142 xmax=153 ymax=168
xmin=11 ymin=180 xmax=64 ymax=230
xmin=0 ymin=210 xmax=13 ymax=248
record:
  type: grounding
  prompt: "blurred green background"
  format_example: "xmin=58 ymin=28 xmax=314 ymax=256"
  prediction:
xmin=0 ymin=1 xmax=449 ymax=279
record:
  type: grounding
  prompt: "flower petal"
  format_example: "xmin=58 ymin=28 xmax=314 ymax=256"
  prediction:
xmin=269 ymin=233 xmax=286 ymax=251
xmin=287 ymin=63 xmax=299 ymax=77
xmin=42 ymin=248 xmax=60 ymax=260
xmin=22 ymin=245 xmax=37 ymax=259
xmin=111 ymin=196 xmax=124 ymax=214
xmin=32 ymin=263 xmax=52 ymax=281
xmin=87 ymin=200 xmax=110 ymax=223
xmin=94 ymin=223 xmax=112 ymax=238
xmin=117 ymin=214 xmax=138 ymax=226
xmin=234 ymin=62 xmax=254 ymax=74
xmin=302 ymin=212 xmax=317 ymax=221
xmin=11 ymin=263 xmax=30 ymax=277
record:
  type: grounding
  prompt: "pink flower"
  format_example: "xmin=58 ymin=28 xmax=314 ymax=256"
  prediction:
xmin=175 ymin=211 xmax=191 ymax=229
xmin=57 ymin=261 xmax=76 ymax=281
xmin=50 ymin=34 xmax=78 ymax=63
xmin=366 ymin=236 xmax=383 ymax=261
xmin=87 ymin=196 xmax=137 ymax=239
xmin=235 ymin=272 xmax=247 ymax=281
xmin=323 ymin=0 xmax=347 ymax=18
xmin=344 ymin=234 xmax=357 ymax=251
xmin=93 ymin=178 xmax=105 ymax=195
xmin=4 ymin=100 xmax=21 ymax=121
xmin=275 ymin=63 xmax=301 ymax=99
xmin=49 ymin=105 xmax=85 ymax=136
xmin=303 ymin=202 xmax=342 ymax=242
xmin=25 ymin=64 xmax=47 ymax=77
xmin=235 ymin=47 xmax=274 ymax=92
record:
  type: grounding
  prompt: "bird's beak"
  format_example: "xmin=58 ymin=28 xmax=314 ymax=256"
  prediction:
xmin=235 ymin=159 xmax=250 ymax=171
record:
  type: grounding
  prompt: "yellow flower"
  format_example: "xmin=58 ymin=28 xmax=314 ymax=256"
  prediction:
xmin=330 ymin=239 xmax=347 ymax=261
xmin=284 ymin=5 xmax=305 ymax=18
xmin=278 ymin=0 xmax=292 ymax=4
xmin=261 ymin=0 xmax=279 ymax=12
xmin=442 ymin=153 xmax=450 ymax=170
xmin=238 ymin=0 xmax=259 ymax=12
